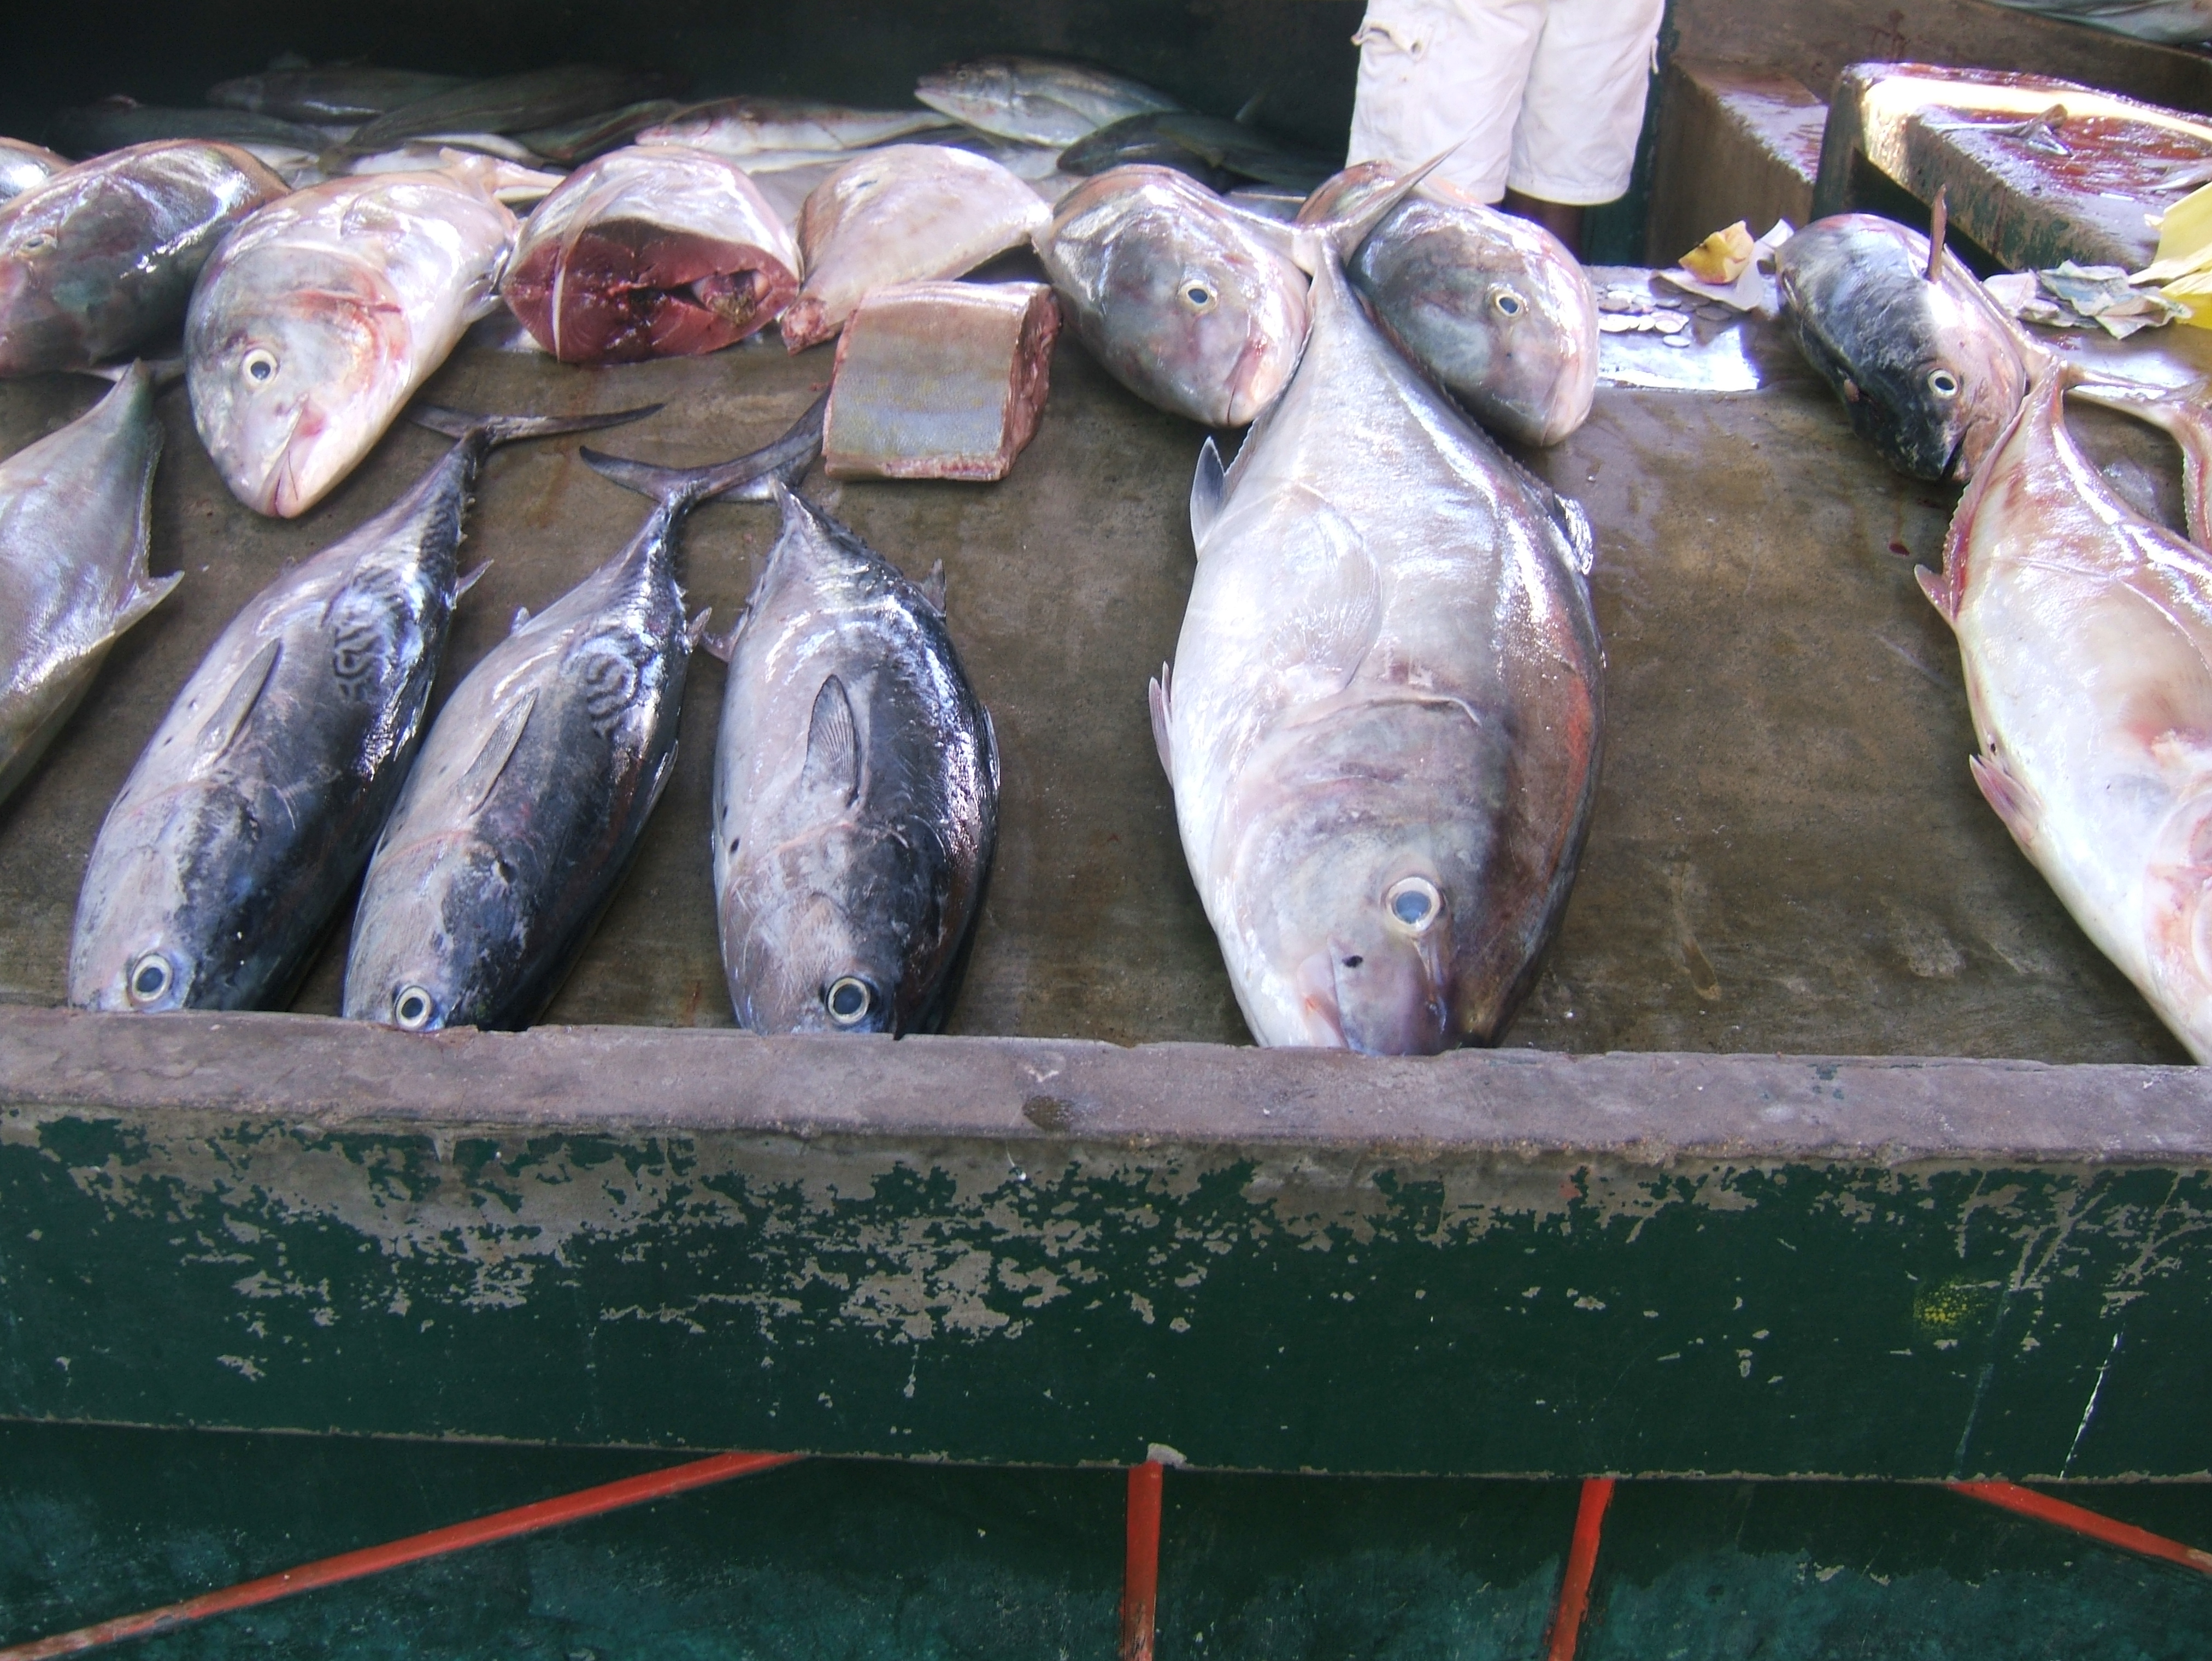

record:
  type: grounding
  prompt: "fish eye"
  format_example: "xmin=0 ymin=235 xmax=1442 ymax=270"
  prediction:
xmin=1493 ymin=290 xmax=1525 ymax=317
xmin=392 ymin=985 xmax=437 ymax=1030
xmin=825 ymin=976 xmax=875 ymax=1026
xmin=1181 ymin=280 xmax=1216 ymax=311
xmin=18 ymin=230 xmax=55 ymax=255
xmin=126 ymin=951 xmax=174 ymax=1006
xmin=243 ymin=347 xmax=278 ymax=384
xmin=1385 ymin=876 xmax=1442 ymax=932
xmin=1928 ymin=368 xmax=1960 ymax=399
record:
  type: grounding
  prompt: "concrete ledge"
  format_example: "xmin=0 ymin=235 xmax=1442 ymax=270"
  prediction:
xmin=1649 ymin=60 xmax=1826 ymax=266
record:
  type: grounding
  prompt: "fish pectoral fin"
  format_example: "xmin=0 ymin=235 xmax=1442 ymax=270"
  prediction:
xmin=457 ymin=688 xmax=537 ymax=816
xmin=1190 ymin=437 xmax=1226 ymax=550
xmin=1970 ymin=751 xmax=2042 ymax=849
xmin=642 ymin=740 xmax=680 ymax=818
xmin=1148 ymin=665 xmax=1174 ymax=777
xmin=193 ymin=637 xmax=283 ymax=766
xmin=1916 ymin=561 xmax=1960 ymax=627
xmin=801 ymin=674 xmax=862 ymax=807
xmin=919 ymin=560 xmax=948 ymax=614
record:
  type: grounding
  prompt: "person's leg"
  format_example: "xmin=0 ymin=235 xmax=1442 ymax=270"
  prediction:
xmin=1505 ymin=0 xmax=1666 ymax=255
xmin=1345 ymin=0 xmax=1546 ymax=203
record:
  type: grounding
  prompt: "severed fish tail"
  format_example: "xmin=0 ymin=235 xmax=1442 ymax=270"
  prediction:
xmin=407 ymin=402 xmax=664 ymax=449
xmin=580 ymin=390 xmax=828 ymax=508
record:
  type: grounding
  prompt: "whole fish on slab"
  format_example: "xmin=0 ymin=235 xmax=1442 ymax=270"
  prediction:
xmin=187 ymin=163 xmax=519 ymax=517
xmin=1923 ymin=361 xmax=2212 ymax=1059
xmin=638 ymin=96 xmax=954 ymax=158
xmin=0 ymin=138 xmax=67 ymax=202
xmin=1298 ymin=162 xmax=1598 ymax=446
xmin=915 ymin=56 xmax=1181 ymax=147
xmin=0 ymin=362 xmax=174 ymax=807
xmin=712 ymin=486 xmax=999 ymax=1034
xmin=503 ymin=146 xmax=799 ymax=363
xmin=1151 ymin=238 xmax=1603 ymax=1052
xmin=49 ymin=100 xmax=335 ymax=159
xmin=516 ymin=100 xmax=683 ymax=165
xmin=0 ymin=140 xmax=285 ymax=376
xmin=1034 ymin=165 xmax=1311 ymax=426
xmin=207 ymin=66 xmax=471 ymax=122
xmin=343 ymin=66 xmax=680 ymax=154
xmin=1776 ymin=211 xmax=2028 ymax=481
xmin=342 ymin=399 xmax=823 ymax=1033
xmin=68 ymin=403 xmax=654 ymax=1014
xmin=781 ymin=145 xmax=1048 ymax=352
xmin=1061 ymin=113 xmax=1336 ymax=192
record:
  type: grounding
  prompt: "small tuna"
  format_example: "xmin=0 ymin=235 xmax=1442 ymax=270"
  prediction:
xmin=915 ymin=56 xmax=1181 ymax=148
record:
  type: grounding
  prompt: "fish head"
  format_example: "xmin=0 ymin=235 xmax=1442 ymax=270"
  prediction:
xmin=1222 ymin=698 xmax=1502 ymax=1055
xmin=0 ymin=185 xmax=92 ymax=373
xmin=1352 ymin=199 xmax=1598 ymax=446
xmin=722 ymin=826 xmax=910 ymax=1035
xmin=342 ymin=831 xmax=526 ymax=1032
xmin=67 ymin=787 xmax=254 ymax=1013
xmin=913 ymin=58 xmax=1022 ymax=133
xmin=2143 ymin=791 xmax=2212 ymax=1061
xmin=1042 ymin=170 xmax=1309 ymax=426
xmin=187 ymin=246 xmax=412 ymax=516
xmin=1776 ymin=215 xmax=2026 ymax=482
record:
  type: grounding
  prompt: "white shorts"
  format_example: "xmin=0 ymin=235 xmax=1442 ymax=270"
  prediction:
xmin=1346 ymin=0 xmax=1666 ymax=205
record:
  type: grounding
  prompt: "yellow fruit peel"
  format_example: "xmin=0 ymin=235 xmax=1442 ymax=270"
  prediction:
xmin=1681 ymin=221 xmax=1755 ymax=285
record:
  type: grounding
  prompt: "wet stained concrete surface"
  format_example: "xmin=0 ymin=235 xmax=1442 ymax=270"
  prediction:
xmin=0 ymin=308 xmax=2197 ymax=1063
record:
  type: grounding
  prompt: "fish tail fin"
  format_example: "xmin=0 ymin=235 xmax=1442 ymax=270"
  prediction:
xmin=408 ymin=403 xmax=664 ymax=449
xmin=579 ymin=390 xmax=828 ymax=508
xmin=80 ymin=357 xmax=185 ymax=390
xmin=1298 ymin=140 xmax=1462 ymax=264
xmin=2074 ymin=375 xmax=2212 ymax=545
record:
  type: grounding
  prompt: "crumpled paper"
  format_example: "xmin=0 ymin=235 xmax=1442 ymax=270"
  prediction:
xmin=1985 ymin=262 xmax=2191 ymax=336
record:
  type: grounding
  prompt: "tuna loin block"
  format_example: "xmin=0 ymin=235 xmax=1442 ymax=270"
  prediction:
xmin=823 ymin=281 xmax=1060 ymax=481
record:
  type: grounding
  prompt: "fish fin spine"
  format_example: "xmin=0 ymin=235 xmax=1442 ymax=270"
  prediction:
xmin=1915 ymin=561 xmax=1958 ymax=625
xmin=1191 ymin=437 xmax=1226 ymax=549
xmin=1970 ymin=751 xmax=2040 ymax=848
xmin=456 ymin=562 xmax=491 ymax=598
xmin=802 ymin=674 xmax=862 ymax=806
xmin=1149 ymin=664 xmax=1174 ymax=776
xmin=920 ymin=560 xmax=948 ymax=613
xmin=685 ymin=607 xmax=714 ymax=647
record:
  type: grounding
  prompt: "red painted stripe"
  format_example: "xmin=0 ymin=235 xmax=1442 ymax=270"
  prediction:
xmin=1543 ymin=1477 xmax=1617 ymax=1661
xmin=1119 ymin=1461 xmax=1165 ymax=1661
xmin=0 ymin=1450 xmax=799 ymax=1660
xmin=1951 ymin=1481 xmax=2212 ymax=1575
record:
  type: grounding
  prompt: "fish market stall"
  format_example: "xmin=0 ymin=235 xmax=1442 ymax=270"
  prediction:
xmin=4 ymin=8 xmax=2212 ymax=1491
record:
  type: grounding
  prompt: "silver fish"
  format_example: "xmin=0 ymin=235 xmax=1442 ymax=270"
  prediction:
xmin=48 ymin=99 xmax=336 ymax=158
xmin=1301 ymin=163 xmax=1599 ymax=446
xmin=0 ymin=363 xmax=175 ymax=806
xmin=341 ymin=399 xmax=823 ymax=1032
xmin=186 ymin=163 xmax=518 ymax=517
xmin=711 ymin=487 xmax=999 ymax=1034
xmin=0 ymin=140 xmax=286 ymax=376
xmin=782 ymin=145 xmax=1047 ymax=352
xmin=1925 ymin=362 xmax=2212 ymax=1059
xmin=342 ymin=66 xmax=679 ymax=154
xmin=207 ymin=66 xmax=472 ymax=122
xmin=915 ymin=56 xmax=1181 ymax=148
xmin=1150 ymin=238 xmax=1602 ymax=1052
xmin=637 ymin=96 xmax=954 ymax=157
xmin=1034 ymin=166 xmax=1307 ymax=426
xmin=1061 ymin=113 xmax=1336 ymax=192
xmin=67 ymin=404 xmax=653 ymax=1014
xmin=0 ymin=138 xmax=67 ymax=201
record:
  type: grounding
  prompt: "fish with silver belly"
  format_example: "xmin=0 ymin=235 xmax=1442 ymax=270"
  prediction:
xmin=711 ymin=487 xmax=998 ymax=1034
xmin=0 ymin=138 xmax=67 ymax=202
xmin=1061 ymin=113 xmax=1336 ymax=192
xmin=638 ymin=96 xmax=954 ymax=158
xmin=187 ymin=162 xmax=518 ymax=517
xmin=1923 ymin=362 xmax=2212 ymax=1059
xmin=1298 ymin=163 xmax=1598 ymax=446
xmin=341 ymin=66 xmax=680 ymax=154
xmin=342 ymin=400 xmax=823 ymax=1033
xmin=916 ymin=56 xmax=1181 ymax=147
xmin=67 ymin=403 xmax=653 ymax=1015
xmin=48 ymin=100 xmax=336 ymax=158
xmin=502 ymin=145 xmax=800 ymax=363
xmin=0 ymin=141 xmax=285 ymax=376
xmin=0 ymin=362 xmax=175 ymax=808
xmin=207 ymin=65 xmax=472 ymax=122
xmin=1776 ymin=212 xmax=2027 ymax=481
xmin=1150 ymin=237 xmax=1602 ymax=1052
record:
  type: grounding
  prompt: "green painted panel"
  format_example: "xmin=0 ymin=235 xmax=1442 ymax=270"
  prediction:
xmin=6 ymin=1088 xmax=2211 ymax=1477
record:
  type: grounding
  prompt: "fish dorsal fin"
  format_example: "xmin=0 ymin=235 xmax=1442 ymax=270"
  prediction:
xmin=1926 ymin=185 xmax=1949 ymax=282
xmin=1190 ymin=437 xmax=1227 ymax=551
xmin=801 ymin=675 xmax=861 ymax=807
xmin=194 ymin=637 xmax=282 ymax=765
xmin=919 ymin=560 xmax=947 ymax=614
xmin=1148 ymin=663 xmax=1174 ymax=776
xmin=1234 ymin=87 xmax=1267 ymax=125
xmin=457 ymin=688 xmax=537 ymax=816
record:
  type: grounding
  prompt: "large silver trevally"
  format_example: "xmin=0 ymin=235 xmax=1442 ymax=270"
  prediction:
xmin=1923 ymin=361 xmax=2212 ymax=1059
xmin=341 ymin=66 xmax=679 ymax=154
xmin=711 ymin=486 xmax=999 ymax=1034
xmin=67 ymin=403 xmax=654 ymax=1014
xmin=1035 ymin=166 xmax=1307 ymax=426
xmin=1151 ymin=238 xmax=1603 ymax=1052
xmin=0 ymin=140 xmax=285 ymax=376
xmin=0 ymin=362 xmax=175 ymax=807
xmin=638 ymin=96 xmax=954 ymax=157
xmin=915 ymin=56 xmax=1181 ymax=148
xmin=1299 ymin=162 xmax=1598 ymax=446
xmin=1776 ymin=213 xmax=2027 ymax=481
xmin=187 ymin=163 xmax=519 ymax=517
xmin=342 ymin=399 xmax=823 ymax=1033
xmin=0 ymin=138 xmax=67 ymax=202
